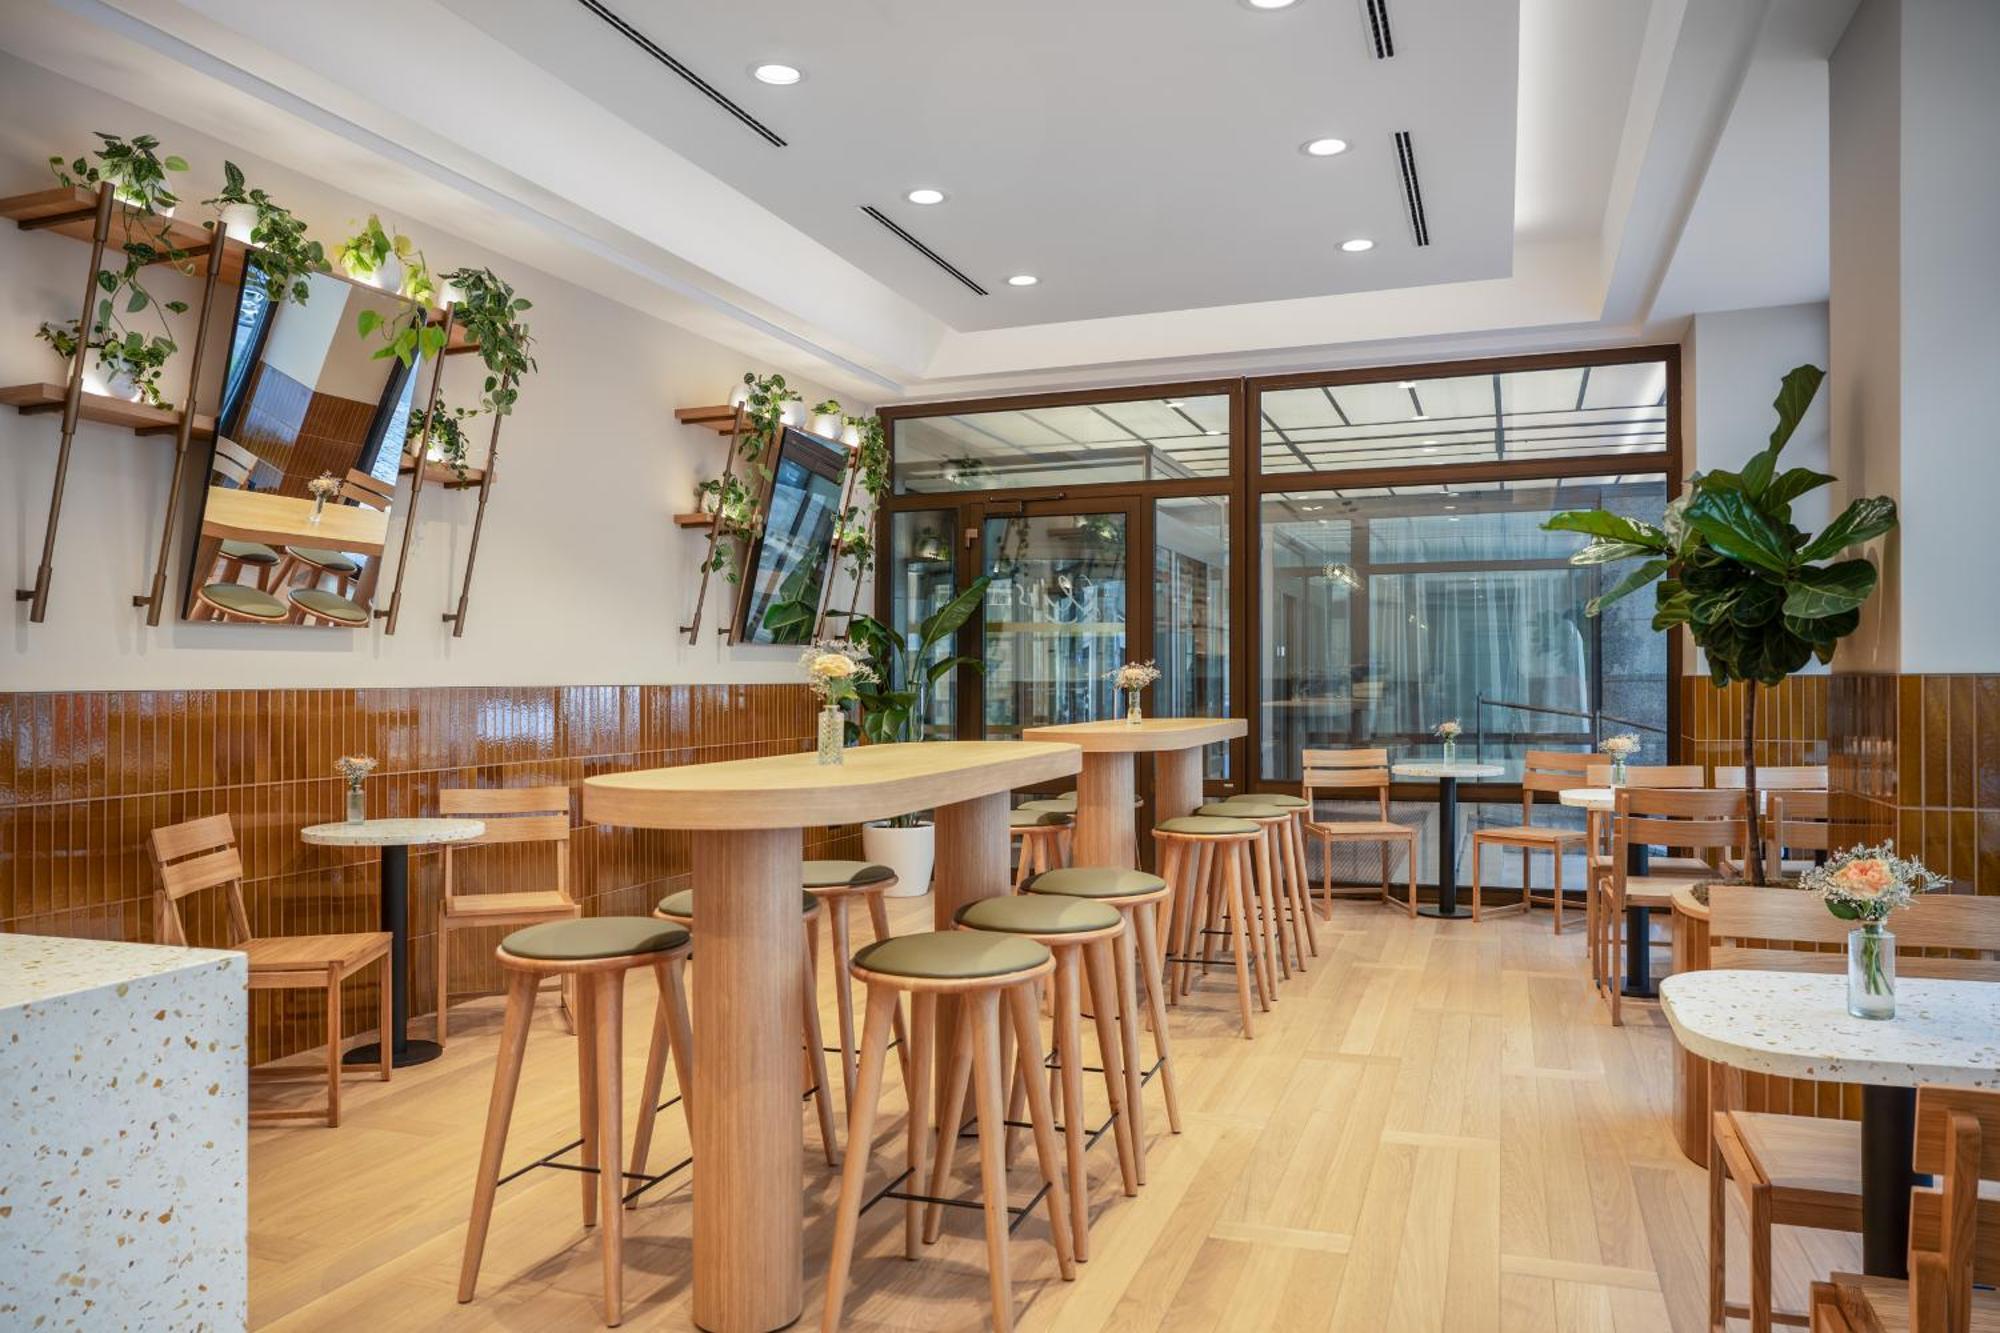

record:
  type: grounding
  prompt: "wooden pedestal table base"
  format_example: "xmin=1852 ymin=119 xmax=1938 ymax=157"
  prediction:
xmin=585 ymin=741 xmax=1080 ymax=1332
xmin=1020 ymin=718 xmax=1247 ymax=870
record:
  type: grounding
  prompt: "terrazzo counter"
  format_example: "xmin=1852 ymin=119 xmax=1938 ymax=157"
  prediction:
xmin=0 ymin=934 xmax=247 ymax=1330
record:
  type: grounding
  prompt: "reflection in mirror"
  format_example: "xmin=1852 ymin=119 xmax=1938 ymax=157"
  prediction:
xmin=183 ymin=264 xmax=425 ymax=627
xmin=737 ymin=427 xmax=847 ymax=645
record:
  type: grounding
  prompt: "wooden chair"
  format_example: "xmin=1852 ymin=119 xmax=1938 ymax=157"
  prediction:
xmin=149 ymin=813 xmax=391 ymax=1127
xmin=1704 ymin=887 xmax=2000 ymax=1331
xmin=434 ymin=785 xmax=579 ymax=1048
xmin=1806 ymin=1087 xmax=2000 ymax=1333
xmin=1300 ymin=748 xmax=1418 ymax=916
xmin=205 ymin=436 xmax=279 ymax=588
xmin=1714 ymin=764 xmax=1828 ymax=791
xmin=1766 ymin=789 xmax=1833 ymax=880
xmin=1469 ymin=750 xmax=1592 ymax=933
xmin=1583 ymin=762 xmax=1712 ymax=884
xmin=1594 ymin=788 xmax=1746 ymax=1024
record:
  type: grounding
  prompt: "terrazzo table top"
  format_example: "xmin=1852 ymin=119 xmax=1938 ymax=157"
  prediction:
xmin=300 ymin=817 xmax=485 ymax=847
xmin=1660 ymin=969 xmax=2000 ymax=1088
xmin=0 ymin=932 xmax=239 ymax=1008
xmin=1391 ymin=761 xmax=1505 ymax=780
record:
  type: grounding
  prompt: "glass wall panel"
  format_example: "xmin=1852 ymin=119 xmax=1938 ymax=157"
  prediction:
xmin=886 ymin=509 xmax=959 ymax=739
xmin=1259 ymin=475 xmax=1669 ymax=783
xmin=1154 ymin=496 xmax=1231 ymax=779
xmin=980 ymin=511 xmax=1129 ymax=739
xmin=1259 ymin=359 xmax=1669 ymax=474
xmin=895 ymin=392 xmax=1230 ymax=493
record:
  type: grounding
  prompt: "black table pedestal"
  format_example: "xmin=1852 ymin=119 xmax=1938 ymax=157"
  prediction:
xmin=1861 ymin=1084 xmax=1918 ymax=1278
xmin=344 ymin=842 xmax=442 ymax=1068
xmin=1416 ymin=776 xmax=1467 ymax=919
xmin=1621 ymin=841 xmax=1657 ymax=997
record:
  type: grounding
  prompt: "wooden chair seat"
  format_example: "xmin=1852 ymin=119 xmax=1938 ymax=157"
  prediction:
xmin=1477 ymin=823 xmax=1585 ymax=846
xmin=1473 ymin=751 xmax=1595 ymax=935
xmin=1812 ymin=1272 xmax=2000 ymax=1333
xmin=1730 ymin=1112 xmax=1865 ymax=1216
xmin=1308 ymin=819 xmax=1414 ymax=840
xmin=243 ymin=932 xmax=391 ymax=979
xmin=1623 ymin=875 xmax=1703 ymax=908
xmin=444 ymin=889 xmax=576 ymax=921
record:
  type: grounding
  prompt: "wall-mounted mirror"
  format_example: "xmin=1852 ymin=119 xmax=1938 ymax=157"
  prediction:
xmin=181 ymin=263 xmax=427 ymax=627
xmin=736 ymin=426 xmax=847 ymax=645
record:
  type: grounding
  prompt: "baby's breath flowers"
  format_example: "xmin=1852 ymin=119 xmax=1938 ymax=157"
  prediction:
xmin=801 ymin=643 xmax=875 ymax=707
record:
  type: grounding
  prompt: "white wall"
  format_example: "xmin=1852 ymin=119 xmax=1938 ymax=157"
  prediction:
xmin=0 ymin=53 xmax=866 ymax=691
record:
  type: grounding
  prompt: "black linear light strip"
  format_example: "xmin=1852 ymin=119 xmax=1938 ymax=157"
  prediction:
xmin=1394 ymin=131 xmax=1430 ymax=247
xmin=573 ymin=0 xmax=787 ymax=149
xmin=860 ymin=206 xmax=989 ymax=296
xmin=1362 ymin=0 xmax=1396 ymax=59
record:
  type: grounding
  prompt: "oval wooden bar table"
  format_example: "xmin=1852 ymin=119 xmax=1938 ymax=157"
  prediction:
xmin=583 ymin=740 xmax=1081 ymax=1333
xmin=1017 ymin=718 xmax=1247 ymax=869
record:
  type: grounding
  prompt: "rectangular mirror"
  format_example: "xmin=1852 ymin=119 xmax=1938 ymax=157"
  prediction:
xmin=182 ymin=262 xmax=427 ymax=627
xmin=736 ymin=426 xmax=847 ymax=645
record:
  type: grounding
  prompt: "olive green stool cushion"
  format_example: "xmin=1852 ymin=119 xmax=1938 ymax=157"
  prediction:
xmin=1010 ymin=808 xmax=1072 ymax=829
xmin=1154 ymin=814 xmax=1259 ymax=836
xmin=200 ymin=582 xmax=289 ymax=620
xmin=1199 ymin=801 xmax=1283 ymax=820
xmin=285 ymin=546 xmax=363 ymax=575
xmin=289 ymin=587 xmax=369 ymax=625
xmin=1022 ymin=867 xmax=1168 ymax=899
xmin=802 ymin=859 xmax=897 ymax=890
xmin=955 ymin=894 xmax=1121 ymax=937
xmin=219 ymin=539 xmax=279 ymax=565
xmin=1224 ymin=792 xmax=1308 ymax=809
xmin=656 ymin=888 xmax=818 ymax=920
xmin=852 ymin=930 xmax=1050 ymax=981
xmin=1016 ymin=798 xmax=1076 ymax=815
xmin=503 ymin=916 xmax=690 ymax=962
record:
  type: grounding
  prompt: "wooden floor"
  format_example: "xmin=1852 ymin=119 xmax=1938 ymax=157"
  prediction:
xmin=250 ymin=896 xmax=1859 ymax=1331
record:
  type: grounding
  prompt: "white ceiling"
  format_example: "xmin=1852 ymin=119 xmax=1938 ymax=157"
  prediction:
xmin=445 ymin=0 xmax=1521 ymax=331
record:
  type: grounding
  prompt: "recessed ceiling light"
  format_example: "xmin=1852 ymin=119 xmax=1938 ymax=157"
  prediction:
xmin=751 ymin=63 xmax=801 ymax=85
xmin=1301 ymin=138 xmax=1349 ymax=157
xmin=1340 ymin=238 xmax=1374 ymax=253
xmin=905 ymin=188 xmax=946 ymax=205
xmin=1244 ymin=0 xmax=1300 ymax=8
xmin=1006 ymin=274 xmax=1038 ymax=287
xmin=1414 ymin=412 xmax=1428 ymax=420
xmin=1399 ymin=381 xmax=1418 ymax=389
xmin=1164 ymin=399 xmax=1185 ymax=407
xmin=1202 ymin=428 xmax=1219 ymax=436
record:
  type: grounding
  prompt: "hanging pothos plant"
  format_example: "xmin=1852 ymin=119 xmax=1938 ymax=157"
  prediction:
xmin=202 ymin=162 xmax=325 ymax=307
xmin=407 ymin=401 xmax=480 ymax=480
xmin=50 ymin=132 xmax=186 ymax=212
xmin=438 ymin=266 xmax=535 ymax=414
xmin=697 ymin=474 xmax=764 ymax=584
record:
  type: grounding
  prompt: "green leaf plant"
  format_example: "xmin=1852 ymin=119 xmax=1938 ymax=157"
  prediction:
xmin=438 ymin=266 xmax=536 ymax=415
xmin=1542 ymin=364 xmax=1897 ymax=885
xmin=847 ymin=575 xmax=992 ymax=825
xmin=202 ymin=161 xmax=326 ymax=307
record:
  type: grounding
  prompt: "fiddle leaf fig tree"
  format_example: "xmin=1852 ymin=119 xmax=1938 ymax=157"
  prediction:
xmin=1543 ymin=364 xmax=1896 ymax=884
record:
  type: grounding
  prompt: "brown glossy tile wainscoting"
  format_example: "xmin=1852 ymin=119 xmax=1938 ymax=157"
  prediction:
xmin=0 ymin=683 xmax=856 ymax=1066
xmin=1678 ymin=673 xmax=1829 ymax=775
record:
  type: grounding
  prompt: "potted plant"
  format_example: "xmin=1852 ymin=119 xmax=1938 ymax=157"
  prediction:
xmin=848 ymin=576 xmax=991 ymax=896
xmin=1544 ymin=364 xmax=1898 ymax=884
xmin=408 ymin=401 xmax=479 ymax=480
xmin=50 ymin=131 xmax=187 ymax=213
xmin=38 ymin=320 xmax=176 ymax=406
xmin=202 ymin=162 xmax=325 ymax=306
xmin=436 ymin=266 xmax=535 ymax=414
xmin=1802 ymin=843 xmax=1945 ymax=1019
xmin=335 ymin=214 xmax=411 ymax=293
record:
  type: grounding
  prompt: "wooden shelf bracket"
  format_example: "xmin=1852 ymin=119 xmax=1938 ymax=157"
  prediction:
xmin=680 ymin=406 xmax=746 ymax=645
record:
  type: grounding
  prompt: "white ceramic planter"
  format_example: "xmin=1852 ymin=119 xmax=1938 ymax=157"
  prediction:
xmin=218 ymin=202 xmax=258 ymax=242
xmin=862 ymin=820 xmax=934 ymax=898
xmin=102 ymin=368 xmax=140 ymax=402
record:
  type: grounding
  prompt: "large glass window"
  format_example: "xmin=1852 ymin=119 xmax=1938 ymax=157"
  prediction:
xmin=1155 ymin=496 xmax=1231 ymax=778
xmin=980 ymin=510 xmax=1129 ymax=739
xmin=1259 ymin=475 xmax=1669 ymax=781
xmin=885 ymin=509 xmax=959 ymax=739
xmin=894 ymin=392 xmax=1230 ymax=493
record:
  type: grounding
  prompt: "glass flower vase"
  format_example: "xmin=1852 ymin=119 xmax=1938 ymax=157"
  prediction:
xmin=817 ymin=704 xmax=845 ymax=766
xmin=310 ymin=492 xmax=328 ymax=525
xmin=1847 ymin=923 xmax=1896 ymax=1020
xmin=1611 ymin=757 xmax=1628 ymax=786
xmin=1125 ymin=689 xmax=1143 ymax=726
xmin=345 ymin=784 xmax=367 ymax=824
xmin=1441 ymin=739 xmax=1456 ymax=765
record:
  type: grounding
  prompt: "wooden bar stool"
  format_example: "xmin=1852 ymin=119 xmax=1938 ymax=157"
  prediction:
xmin=953 ymin=893 xmax=1139 ymax=1258
xmin=1010 ymin=807 xmax=1072 ymax=887
xmin=1198 ymin=801 xmax=1294 ymax=985
xmin=803 ymin=859 xmax=911 ymax=1118
xmin=1021 ymin=867 xmax=1184 ymax=1185
xmin=459 ymin=916 xmax=694 ymax=1327
xmin=1151 ymin=815 xmax=1269 ymax=1038
xmin=1218 ymin=792 xmax=1319 ymax=960
xmin=823 ymin=931 xmax=1075 ymax=1332
xmin=636 ymin=887 xmax=840 ymax=1167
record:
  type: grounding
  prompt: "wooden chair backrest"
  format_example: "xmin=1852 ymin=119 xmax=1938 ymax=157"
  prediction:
xmin=210 ymin=436 xmax=259 ymax=487
xmin=148 ymin=813 xmax=254 ymax=948
xmin=1613 ymin=788 xmax=1747 ymax=872
xmin=340 ymin=468 xmax=394 ymax=510
xmin=1522 ymin=749 xmax=1594 ymax=796
xmin=1713 ymin=764 xmax=1827 ymax=790
xmin=1585 ymin=763 xmax=1705 ymax=788
xmin=1302 ymin=748 xmax=1390 ymax=818
xmin=1766 ymin=790 xmax=1832 ymax=875
xmin=439 ymin=785 xmax=572 ymax=905
xmin=1705 ymin=885 xmax=2000 ymax=976
xmin=1908 ymin=1088 xmax=2000 ymax=1329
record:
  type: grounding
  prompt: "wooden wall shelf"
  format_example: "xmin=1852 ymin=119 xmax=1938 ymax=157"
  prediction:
xmin=674 ymin=405 xmax=743 ymax=436
xmin=400 ymin=455 xmax=486 ymax=490
xmin=3 ymin=186 xmax=249 ymax=283
xmin=673 ymin=511 xmax=717 ymax=529
xmin=0 ymin=382 xmax=216 ymax=438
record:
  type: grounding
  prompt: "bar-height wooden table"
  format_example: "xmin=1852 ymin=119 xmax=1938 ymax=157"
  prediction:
xmin=1019 ymin=718 xmax=1248 ymax=869
xmin=583 ymin=740 xmax=1080 ymax=1333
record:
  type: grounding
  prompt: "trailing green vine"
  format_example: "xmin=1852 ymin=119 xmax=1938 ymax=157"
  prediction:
xmin=407 ymin=401 xmax=480 ymax=479
xmin=202 ymin=162 xmax=324 ymax=307
xmin=438 ymin=266 xmax=535 ymax=414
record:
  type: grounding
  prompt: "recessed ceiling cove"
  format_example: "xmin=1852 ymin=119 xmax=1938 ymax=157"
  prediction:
xmin=443 ymin=0 xmax=1519 ymax=332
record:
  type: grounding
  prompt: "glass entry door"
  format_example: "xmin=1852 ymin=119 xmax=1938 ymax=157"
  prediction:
xmin=975 ymin=501 xmax=1136 ymax=739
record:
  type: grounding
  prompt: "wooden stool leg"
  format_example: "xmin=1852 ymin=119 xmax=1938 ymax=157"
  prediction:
xmin=324 ymin=963 xmax=343 ymax=1129
xmin=1709 ymin=1115 xmax=1729 ymax=1333
xmin=969 ymin=989 xmax=1016 ymax=1333
xmin=827 ymin=896 xmax=859 ymax=1117
xmin=629 ymin=955 xmax=694 ymax=1193
xmin=1082 ymin=938 xmax=1138 ymax=1196
xmin=1224 ymin=845 xmax=1258 ymax=1037
xmin=1005 ymin=981 xmax=1076 ymax=1279
xmin=1131 ymin=901 xmax=1182 ymax=1135
xmin=435 ymin=919 xmax=451 ymax=1047
xmin=905 ymin=991 xmax=936 ymax=1261
xmin=1290 ymin=817 xmax=1322 ymax=948
xmin=593 ymin=971 xmax=626 ymax=1325
xmin=1112 ymin=925 xmax=1148 ymax=1186
xmin=821 ymin=983 xmax=899 ymax=1333
xmin=458 ymin=972 xmax=536 ymax=1303
xmin=863 ymin=891 xmax=913 ymax=1089
xmin=801 ymin=942 xmax=839 ymax=1165
xmin=376 ymin=955 xmax=392 ymax=1083
xmin=1253 ymin=827 xmax=1287 ymax=985
xmin=1552 ymin=850 xmax=1566 ymax=937
xmin=1052 ymin=947 xmax=1091 ymax=1259
xmin=924 ymin=1005 xmax=976 ymax=1244
xmin=1471 ymin=840 xmax=1484 ymax=922
xmin=576 ymin=977 xmax=599 ymax=1227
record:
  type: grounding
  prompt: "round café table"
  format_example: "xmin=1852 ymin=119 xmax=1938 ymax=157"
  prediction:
xmin=1390 ymin=760 xmax=1503 ymax=919
xmin=301 ymin=817 xmax=484 ymax=1068
xmin=1019 ymin=717 xmax=1248 ymax=869
xmin=1660 ymin=969 xmax=2000 ymax=1278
